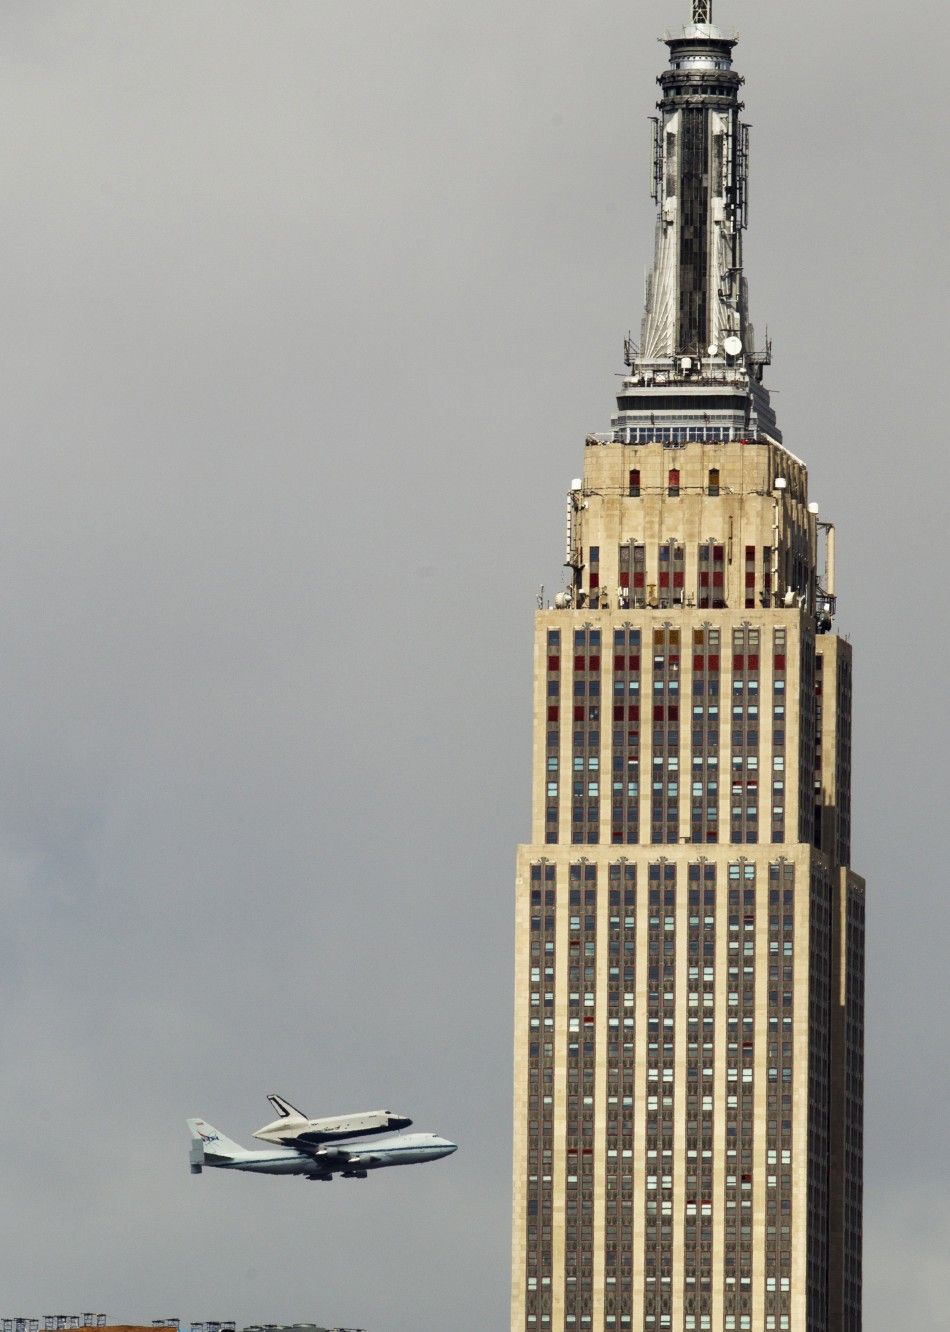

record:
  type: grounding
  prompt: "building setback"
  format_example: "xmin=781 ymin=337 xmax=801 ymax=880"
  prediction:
xmin=509 ymin=5 xmax=864 ymax=1332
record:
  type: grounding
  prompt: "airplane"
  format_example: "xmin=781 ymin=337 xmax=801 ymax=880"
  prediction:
xmin=253 ymin=1093 xmax=412 ymax=1147
xmin=187 ymin=1118 xmax=457 ymax=1182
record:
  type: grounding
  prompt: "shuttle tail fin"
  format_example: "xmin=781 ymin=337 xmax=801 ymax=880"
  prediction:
xmin=266 ymin=1093 xmax=307 ymax=1120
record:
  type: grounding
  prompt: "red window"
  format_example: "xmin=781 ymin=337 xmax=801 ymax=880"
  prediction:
xmin=712 ymin=571 xmax=724 ymax=586
xmin=653 ymin=705 xmax=664 ymax=721
xmin=629 ymin=655 xmax=640 ymax=669
xmin=629 ymin=469 xmax=641 ymax=497
xmin=613 ymin=705 xmax=625 ymax=721
xmin=659 ymin=571 xmax=670 ymax=587
xmin=573 ymin=705 xmax=585 ymax=720
xmin=614 ymin=655 xmax=626 ymax=670
xmin=734 ymin=654 xmax=745 ymax=669
xmin=589 ymin=655 xmax=600 ymax=670
xmin=547 ymin=706 xmax=559 ymax=721
xmin=575 ymin=655 xmax=585 ymax=670
xmin=708 ymin=655 xmax=719 ymax=669
xmin=668 ymin=469 xmax=680 ymax=496
xmin=699 ymin=571 xmax=710 ymax=587
xmin=745 ymin=571 xmax=755 ymax=587
xmin=619 ymin=571 xmax=630 ymax=588
xmin=633 ymin=572 xmax=645 ymax=587
xmin=748 ymin=654 xmax=759 ymax=669
xmin=694 ymin=655 xmax=704 ymax=670
xmin=668 ymin=705 xmax=679 ymax=721
xmin=628 ymin=705 xmax=639 ymax=721
xmin=673 ymin=571 xmax=684 ymax=588
xmin=774 ymin=654 xmax=786 ymax=669
xmin=548 ymin=656 xmax=560 ymax=671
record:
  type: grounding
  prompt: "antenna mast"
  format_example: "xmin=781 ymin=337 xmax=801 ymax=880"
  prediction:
xmin=693 ymin=0 xmax=712 ymax=23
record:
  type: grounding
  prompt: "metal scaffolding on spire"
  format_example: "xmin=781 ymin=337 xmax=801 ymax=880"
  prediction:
xmin=693 ymin=0 xmax=712 ymax=23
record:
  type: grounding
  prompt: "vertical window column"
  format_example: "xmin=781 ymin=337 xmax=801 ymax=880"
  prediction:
xmin=761 ymin=548 xmax=772 ymax=610
xmin=683 ymin=864 xmax=716 ymax=1331
xmin=618 ymin=544 xmax=647 ymax=611
xmin=690 ymin=629 xmax=720 ymax=844
xmin=525 ymin=864 xmax=558 ymax=1329
xmin=659 ymin=543 xmax=685 ymax=609
xmin=806 ymin=870 xmax=832 ymax=1330
xmin=730 ymin=629 xmax=761 ymax=845
xmin=589 ymin=546 xmax=601 ymax=607
xmin=545 ymin=630 xmax=561 ymax=845
xmin=572 ymin=630 xmax=602 ymax=846
xmin=798 ymin=630 xmax=816 ymax=845
xmin=565 ymin=865 xmax=598 ymax=1328
xmin=744 ymin=546 xmax=756 ymax=610
xmin=723 ymin=863 xmax=757 ymax=1332
xmin=651 ymin=629 xmax=681 ymax=845
xmin=813 ymin=653 xmax=824 ymax=848
xmin=764 ymin=863 xmax=795 ymax=1332
xmin=697 ymin=543 xmax=725 ymax=611
xmin=771 ymin=632 xmax=786 ymax=844
xmin=604 ymin=865 xmax=637 ymax=1329
xmin=643 ymin=864 xmax=677 ymax=1332
xmin=612 ymin=629 xmax=642 ymax=845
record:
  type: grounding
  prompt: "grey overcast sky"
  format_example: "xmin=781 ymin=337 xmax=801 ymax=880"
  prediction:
xmin=0 ymin=0 xmax=946 ymax=1327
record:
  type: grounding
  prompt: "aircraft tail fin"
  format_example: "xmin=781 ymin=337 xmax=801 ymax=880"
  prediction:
xmin=187 ymin=1118 xmax=247 ymax=1166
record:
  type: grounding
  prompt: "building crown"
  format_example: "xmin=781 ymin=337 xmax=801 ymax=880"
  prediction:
xmin=604 ymin=4 xmax=778 ymax=449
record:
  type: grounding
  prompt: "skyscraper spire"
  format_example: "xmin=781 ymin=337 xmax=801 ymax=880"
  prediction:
xmin=613 ymin=6 xmax=778 ymax=446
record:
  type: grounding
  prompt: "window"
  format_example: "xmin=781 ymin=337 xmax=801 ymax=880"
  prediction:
xmin=629 ymin=469 xmax=641 ymax=497
xmin=668 ymin=469 xmax=680 ymax=497
xmin=708 ymin=468 xmax=720 ymax=497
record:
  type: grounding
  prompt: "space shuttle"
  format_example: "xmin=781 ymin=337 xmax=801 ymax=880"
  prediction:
xmin=252 ymin=1093 xmax=412 ymax=1148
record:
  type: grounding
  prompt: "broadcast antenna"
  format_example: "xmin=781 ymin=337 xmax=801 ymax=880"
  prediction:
xmin=693 ymin=0 xmax=712 ymax=23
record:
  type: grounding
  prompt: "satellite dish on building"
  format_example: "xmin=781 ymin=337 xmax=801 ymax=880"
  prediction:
xmin=680 ymin=356 xmax=692 ymax=371
xmin=723 ymin=335 xmax=743 ymax=357
xmin=707 ymin=343 xmax=719 ymax=356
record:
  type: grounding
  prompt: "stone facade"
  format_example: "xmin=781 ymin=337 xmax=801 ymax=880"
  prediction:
xmin=510 ymin=447 xmax=863 ymax=1332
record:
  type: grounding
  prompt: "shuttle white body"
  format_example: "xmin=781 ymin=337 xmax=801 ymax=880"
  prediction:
xmin=252 ymin=1093 xmax=412 ymax=1147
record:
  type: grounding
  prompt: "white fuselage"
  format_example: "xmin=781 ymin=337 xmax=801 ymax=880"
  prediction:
xmin=208 ymin=1131 xmax=456 ymax=1177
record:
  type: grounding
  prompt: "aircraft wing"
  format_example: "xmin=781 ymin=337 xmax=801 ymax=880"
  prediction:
xmin=296 ymin=1143 xmax=382 ymax=1169
xmin=296 ymin=1143 xmax=359 ymax=1165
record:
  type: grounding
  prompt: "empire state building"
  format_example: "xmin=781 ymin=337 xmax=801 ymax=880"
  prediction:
xmin=509 ymin=6 xmax=865 ymax=1332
